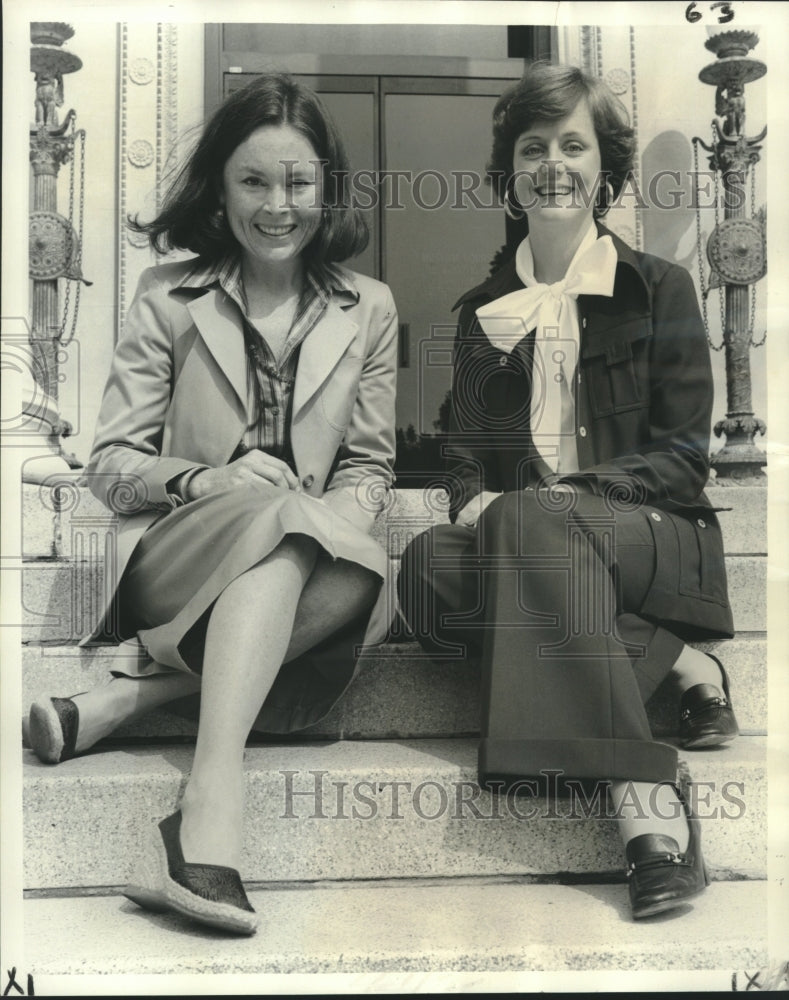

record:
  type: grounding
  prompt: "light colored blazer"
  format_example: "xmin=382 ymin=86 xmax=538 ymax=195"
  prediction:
xmin=85 ymin=257 xmax=398 ymax=645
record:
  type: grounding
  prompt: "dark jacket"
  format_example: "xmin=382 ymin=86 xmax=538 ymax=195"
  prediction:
xmin=445 ymin=223 xmax=733 ymax=640
xmin=448 ymin=224 xmax=716 ymax=514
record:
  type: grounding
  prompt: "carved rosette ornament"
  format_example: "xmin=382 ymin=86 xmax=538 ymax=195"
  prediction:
xmin=129 ymin=57 xmax=155 ymax=85
xmin=128 ymin=139 xmax=155 ymax=168
xmin=604 ymin=67 xmax=630 ymax=95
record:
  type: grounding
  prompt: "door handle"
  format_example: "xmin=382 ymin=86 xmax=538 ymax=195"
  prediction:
xmin=398 ymin=322 xmax=410 ymax=368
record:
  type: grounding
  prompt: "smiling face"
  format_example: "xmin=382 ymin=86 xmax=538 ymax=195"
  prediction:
xmin=221 ymin=123 xmax=323 ymax=274
xmin=512 ymin=98 xmax=602 ymax=227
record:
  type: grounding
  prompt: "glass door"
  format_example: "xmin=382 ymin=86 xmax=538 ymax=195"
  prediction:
xmin=381 ymin=77 xmax=511 ymax=434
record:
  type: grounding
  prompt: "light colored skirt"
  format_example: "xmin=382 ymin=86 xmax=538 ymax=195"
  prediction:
xmin=110 ymin=481 xmax=388 ymax=734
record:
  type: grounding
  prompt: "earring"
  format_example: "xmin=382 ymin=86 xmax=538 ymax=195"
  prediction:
xmin=504 ymin=184 xmax=525 ymax=221
xmin=595 ymin=179 xmax=616 ymax=216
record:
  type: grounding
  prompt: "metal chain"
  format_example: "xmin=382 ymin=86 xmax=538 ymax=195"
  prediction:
xmin=692 ymin=136 xmax=724 ymax=351
xmin=712 ymin=124 xmax=727 ymax=346
xmin=59 ymin=124 xmax=86 ymax=346
xmin=59 ymin=118 xmax=75 ymax=341
xmin=749 ymin=167 xmax=766 ymax=348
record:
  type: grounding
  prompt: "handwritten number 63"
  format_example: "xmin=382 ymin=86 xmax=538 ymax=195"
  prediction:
xmin=686 ymin=2 xmax=736 ymax=23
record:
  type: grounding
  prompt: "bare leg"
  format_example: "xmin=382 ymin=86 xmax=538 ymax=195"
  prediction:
xmin=71 ymin=672 xmax=201 ymax=752
xmin=610 ymin=780 xmax=689 ymax=851
xmin=68 ymin=552 xmax=379 ymax=752
xmin=670 ymin=645 xmax=725 ymax=691
xmin=177 ymin=535 xmax=318 ymax=869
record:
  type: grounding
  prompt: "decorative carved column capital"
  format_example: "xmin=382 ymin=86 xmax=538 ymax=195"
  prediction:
xmin=29 ymin=123 xmax=75 ymax=175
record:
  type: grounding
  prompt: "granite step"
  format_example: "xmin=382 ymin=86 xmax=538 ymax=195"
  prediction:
xmin=21 ymin=481 xmax=768 ymax=560
xmin=18 ymin=551 xmax=767 ymax=644
xmin=20 ymin=635 xmax=767 ymax=741
xmin=20 ymin=879 xmax=769 ymax=980
xmin=22 ymin=736 xmax=767 ymax=892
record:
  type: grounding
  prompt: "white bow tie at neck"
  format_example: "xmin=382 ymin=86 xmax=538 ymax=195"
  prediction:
xmin=474 ymin=234 xmax=617 ymax=474
xmin=475 ymin=235 xmax=618 ymax=354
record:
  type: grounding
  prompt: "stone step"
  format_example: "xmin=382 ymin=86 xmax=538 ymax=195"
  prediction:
xmin=22 ymin=736 xmax=766 ymax=891
xmin=21 ymin=879 xmax=768 ymax=979
xmin=21 ymin=635 xmax=767 ymax=741
xmin=18 ymin=551 xmax=768 ymax=643
xmin=21 ymin=481 xmax=768 ymax=559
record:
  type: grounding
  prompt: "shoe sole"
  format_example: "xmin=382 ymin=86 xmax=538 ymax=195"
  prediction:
xmin=632 ymin=881 xmax=708 ymax=918
xmin=682 ymin=731 xmax=739 ymax=750
xmin=632 ymin=861 xmax=711 ymax=919
xmin=124 ymin=826 xmax=259 ymax=936
xmin=28 ymin=701 xmax=65 ymax=764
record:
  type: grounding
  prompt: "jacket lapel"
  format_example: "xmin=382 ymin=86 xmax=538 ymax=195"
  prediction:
xmin=186 ymin=288 xmax=248 ymax=408
xmin=292 ymin=299 xmax=358 ymax=417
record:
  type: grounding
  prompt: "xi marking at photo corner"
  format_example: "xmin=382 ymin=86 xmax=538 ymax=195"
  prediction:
xmin=3 ymin=5 xmax=787 ymax=993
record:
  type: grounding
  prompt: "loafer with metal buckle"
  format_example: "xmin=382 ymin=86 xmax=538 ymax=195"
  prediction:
xmin=679 ymin=655 xmax=739 ymax=749
xmin=626 ymin=794 xmax=710 ymax=919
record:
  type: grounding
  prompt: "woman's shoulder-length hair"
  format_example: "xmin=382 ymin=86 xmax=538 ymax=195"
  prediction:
xmin=128 ymin=72 xmax=368 ymax=268
xmin=487 ymin=60 xmax=636 ymax=212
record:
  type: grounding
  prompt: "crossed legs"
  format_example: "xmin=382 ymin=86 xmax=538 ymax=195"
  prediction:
xmin=67 ymin=542 xmax=378 ymax=760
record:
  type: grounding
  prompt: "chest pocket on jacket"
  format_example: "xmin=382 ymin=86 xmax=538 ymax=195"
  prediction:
xmin=319 ymin=356 xmax=364 ymax=431
xmin=581 ymin=318 xmax=651 ymax=418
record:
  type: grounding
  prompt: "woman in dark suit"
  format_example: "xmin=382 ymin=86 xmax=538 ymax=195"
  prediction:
xmin=27 ymin=73 xmax=398 ymax=935
xmin=397 ymin=61 xmax=738 ymax=920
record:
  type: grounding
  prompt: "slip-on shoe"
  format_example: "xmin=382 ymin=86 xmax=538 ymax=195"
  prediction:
xmin=124 ymin=810 xmax=259 ymax=936
xmin=679 ymin=654 xmax=739 ymax=749
xmin=28 ymin=696 xmax=81 ymax=764
xmin=626 ymin=792 xmax=709 ymax=919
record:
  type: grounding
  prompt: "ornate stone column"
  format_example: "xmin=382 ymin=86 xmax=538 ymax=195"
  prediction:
xmin=28 ymin=21 xmax=89 ymax=470
xmin=696 ymin=30 xmax=767 ymax=481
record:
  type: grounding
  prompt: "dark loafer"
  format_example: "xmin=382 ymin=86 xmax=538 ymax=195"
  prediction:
xmin=124 ymin=811 xmax=259 ymax=936
xmin=679 ymin=655 xmax=739 ymax=749
xmin=626 ymin=796 xmax=709 ymax=919
xmin=28 ymin=697 xmax=80 ymax=764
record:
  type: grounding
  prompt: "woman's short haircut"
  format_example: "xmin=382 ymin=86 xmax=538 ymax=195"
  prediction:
xmin=487 ymin=61 xmax=636 ymax=217
xmin=129 ymin=73 xmax=368 ymax=267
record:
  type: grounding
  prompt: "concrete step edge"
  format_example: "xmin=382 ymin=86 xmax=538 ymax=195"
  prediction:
xmin=21 ymin=879 xmax=769 ymax=978
xmin=22 ymin=737 xmax=767 ymax=888
xmin=19 ymin=635 xmax=769 ymax=739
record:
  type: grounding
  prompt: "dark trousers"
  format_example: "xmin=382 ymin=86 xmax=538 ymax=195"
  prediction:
xmin=397 ymin=490 xmax=685 ymax=788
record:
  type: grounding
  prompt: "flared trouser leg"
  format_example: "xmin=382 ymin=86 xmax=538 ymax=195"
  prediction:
xmin=397 ymin=490 xmax=682 ymax=788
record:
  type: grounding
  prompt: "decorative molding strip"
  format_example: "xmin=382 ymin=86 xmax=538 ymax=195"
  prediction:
xmin=579 ymin=25 xmax=603 ymax=78
xmin=117 ymin=22 xmax=129 ymax=342
xmin=163 ymin=23 xmax=179 ymax=192
xmin=156 ymin=23 xmax=163 ymax=208
xmin=629 ymin=25 xmax=643 ymax=251
xmin=117 ymin=23 xmax=180 ymax=337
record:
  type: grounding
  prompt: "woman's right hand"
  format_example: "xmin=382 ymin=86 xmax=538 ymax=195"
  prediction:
xmin=455 ymin=490 xmax=501 ymax=528
xmin=186 ymin=451 xmax=300 ymax=501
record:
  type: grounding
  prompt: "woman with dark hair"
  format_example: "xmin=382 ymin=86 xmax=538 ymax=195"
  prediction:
xmin=27 ymin=73 xmax=398 ymax=935
xmin=397 ymin=62 xmax=738 ymax=920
